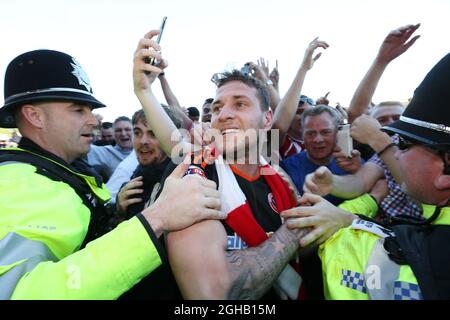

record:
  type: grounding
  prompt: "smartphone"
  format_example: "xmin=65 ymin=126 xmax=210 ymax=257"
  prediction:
xmin=336 ymin=124 xmax=353 ymax=157
xmin=155 ymin=16 xmax=167 ymax=45
xmin=148 ymin=16 xmax=167 ymax=66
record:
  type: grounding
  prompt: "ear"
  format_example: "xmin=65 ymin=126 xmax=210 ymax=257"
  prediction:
xmin=434 ymin=155 xmax=450 ymax=190
xmin=20 ymin=104 xmax=45 ymax=129
xmin=434 ymin=174 xmax=450 ymax=190
xmin=262 ymin=109 xmax=273 ymax=130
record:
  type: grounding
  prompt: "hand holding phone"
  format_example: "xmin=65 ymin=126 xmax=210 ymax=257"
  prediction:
xmin=336 ymin=124 xmax=353 ymax=157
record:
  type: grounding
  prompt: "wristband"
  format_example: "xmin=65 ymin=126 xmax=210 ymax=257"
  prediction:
xmin=377 ymin=142 xmax=396 ymax=157
xmin=158 ymin=72 xmax=165 ymax=77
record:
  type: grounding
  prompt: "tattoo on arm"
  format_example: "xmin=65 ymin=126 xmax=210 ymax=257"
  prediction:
xmin=225 ymin=223 xmax=308 ymax=299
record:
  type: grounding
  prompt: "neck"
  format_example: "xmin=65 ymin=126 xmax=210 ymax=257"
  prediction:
xmin=229 ymin=163 xmax=260 ymax=178
xmin=306 ymin=151 xmax=331 ymax=166
xmin=23 ymin=134 xmax=73 ymax=163
xmin=116 ymin=144 xmax=133 ymax=151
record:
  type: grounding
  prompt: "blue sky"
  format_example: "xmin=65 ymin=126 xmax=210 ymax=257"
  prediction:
xmin=1 ymin=0 xmax=449 ymax=121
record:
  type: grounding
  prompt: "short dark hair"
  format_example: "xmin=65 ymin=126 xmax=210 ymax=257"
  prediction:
xmin=113 ymin=116 xmax=131 ymax=126
xmin=211 ymin=69 xmax=270 ymax=111
xmin=101 ymin=121 xmax=113 ymax=130
xmin=132 ymin=104 xmax=182 ymax=129
xmin=187 ymin=106 xmax=200 ymax=117
xmin=203 ymin=98 xmax=214 ymax=105
xmin=301 ymin=104 xmax=341 ymax=132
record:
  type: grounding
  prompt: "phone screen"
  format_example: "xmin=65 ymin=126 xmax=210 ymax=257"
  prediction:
xmin=337 ymin=124 xmax=353 ymax=157
xmin=155 ymin=16 xmax=167 ymax=44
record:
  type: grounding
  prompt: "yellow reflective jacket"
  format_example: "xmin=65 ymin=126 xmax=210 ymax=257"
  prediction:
xmin=0 ymin=148 xmax=163 ymax=299
xmin=319 ymin=204 xmax=450 ymax=300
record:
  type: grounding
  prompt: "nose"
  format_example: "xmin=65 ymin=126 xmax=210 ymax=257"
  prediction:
xmin=140 ymin=132 xmax=152 ymax=145
xmin=217 ymin=104 xmax=235 ymax=122
xmin=313 ymin=133 xmax=325 ymax=143
xmin=86 ymin=109 xmax=98 ymax=126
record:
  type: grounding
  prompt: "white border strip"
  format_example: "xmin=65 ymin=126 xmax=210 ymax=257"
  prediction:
xmin=400 ymin=116 xmax=450 ymax=134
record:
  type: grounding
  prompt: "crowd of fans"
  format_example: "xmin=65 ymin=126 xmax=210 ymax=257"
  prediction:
xmin=0 ymin=23 xmax=449 ymax=300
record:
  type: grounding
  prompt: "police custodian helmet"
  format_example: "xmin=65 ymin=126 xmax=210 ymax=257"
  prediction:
xmin=383 ymin=52 xmax=450 ymax=147
xmin=0 ymin=49 xmax=106 ymax=128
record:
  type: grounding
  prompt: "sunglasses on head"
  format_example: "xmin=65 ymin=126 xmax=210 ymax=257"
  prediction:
xmin=211 ymin=73 xmax=226 ymax=86
xmin=299 ymin=98 xmax=315 ymax=106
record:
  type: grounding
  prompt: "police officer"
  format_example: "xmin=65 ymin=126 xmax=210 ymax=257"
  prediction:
xmin=320 ymin=52 xmax=450 ymax=300
xmin=0 ymin=49 xmax=224 ymax=299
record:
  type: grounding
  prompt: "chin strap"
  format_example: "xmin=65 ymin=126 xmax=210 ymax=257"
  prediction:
xmin=385 ymin=205 xmax=442 ymax=227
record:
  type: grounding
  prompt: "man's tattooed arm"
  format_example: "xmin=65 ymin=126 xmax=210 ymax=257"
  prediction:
xmin=226 ymin=223 xmax=308 ymax=299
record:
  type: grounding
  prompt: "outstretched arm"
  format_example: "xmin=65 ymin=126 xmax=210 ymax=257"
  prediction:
xmin=167 ymin=220 xmax=307 ymax=299
xmin=303 ymin=163 xmax=384 ymax=199
xmin=351 ymin=115 xmax=403 ymax=184
xmin=158 ymin=61 xmax=182 ymax=109
xmin=347 ymin=24 xmax=420 ymax=123
xmin=133 ymin=30 xmax=191 ymax=158
xmin=272 ymin=38 xmax=329 ymax=143
xmin=247 ymin=58 xmax=280 ymax=110
xmin=157 ymin=62 xmax=193 ymax=130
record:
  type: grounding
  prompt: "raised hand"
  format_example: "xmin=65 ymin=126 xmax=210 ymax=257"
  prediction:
xmin=269 ymin=64 xmax=280 ymax=90
xmin=117 ymin=176 xmax=144 ymax=214
xmin=335 ymin=103 xmax=348 ymax=124
xmin=316 ymin=92 xmax=330 ymax=105
xmin=350 ymin=114 xmax=382 ymax=145
xmin=142 ymin=160 xmax=225 ymax=232
xmin=301 ymin=37 xmax=329 ymax=71
xmin=333 ymin=147 xmax=362 ymax=174
xmin=133 ymin=30 xmax=167 ymax=92
xmin=376 ymin=24 xmax=420 ymax=64
xmin=247 ymin=58 xmax=270 ymax=82
xmin=258 ymin=57 xmax=270 ymax=77
xmin=281 ymin=193 xmax=356 ymax=247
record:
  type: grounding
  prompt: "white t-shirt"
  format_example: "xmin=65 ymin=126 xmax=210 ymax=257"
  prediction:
xmin=105 ymin=150 xmax=138 ymax=204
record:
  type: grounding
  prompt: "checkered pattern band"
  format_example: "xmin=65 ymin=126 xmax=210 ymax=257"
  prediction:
xmin=341 ymin=269 xmax=367 ymax=294
xmin=393 ymin=281 xmax=423 ymax=300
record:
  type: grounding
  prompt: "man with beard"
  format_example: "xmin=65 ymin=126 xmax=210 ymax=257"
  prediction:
xmin=133 ymin=29 xmax=317 ymax=300
xmin=117 ymin=108 xmax=184 ymax=299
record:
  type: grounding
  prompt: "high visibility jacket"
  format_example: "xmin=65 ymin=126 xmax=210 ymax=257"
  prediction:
xmin=338 ymin=193 xmax=378 ymax=218
xmin=0 ymin=148 xmax=163 ymax=299
xmin=319 ymin=204 xmax=450 ymax=300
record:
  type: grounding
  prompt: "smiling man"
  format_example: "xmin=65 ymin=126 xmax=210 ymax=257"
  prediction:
xmin=282 ymin=105 xmax=362 ymax=206
xmin=87 ymin=115 xmax=134 ymax=181
xmin=116 ymin=107 xmax=181 ymax=219
xmin=116 ymin=107 xmax=184 ymax=300
xmin=133 ymin=30 xmax=311 ymax=300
